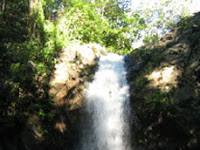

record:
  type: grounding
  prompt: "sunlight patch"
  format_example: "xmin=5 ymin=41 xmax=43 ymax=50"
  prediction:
xmin=146 ymin=66 xmax=181 ymax=92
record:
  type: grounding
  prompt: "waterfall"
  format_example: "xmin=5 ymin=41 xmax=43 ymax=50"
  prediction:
xmin=80 ymin=54 xmax=131 ymax=150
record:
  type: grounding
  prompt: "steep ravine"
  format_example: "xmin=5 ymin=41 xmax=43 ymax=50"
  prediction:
xmin=0 ymin=44 xmax=107 ymax=150
xmin=126 ymin=12 xmax=200 ymax=150
xmin=1 ymin=11 xmax=200 ymax=150
xmin=44 ymin=44 xmax=107 ymax=149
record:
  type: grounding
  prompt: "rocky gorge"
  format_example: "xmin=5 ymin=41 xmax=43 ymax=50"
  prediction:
xmin=1 ymin=10 xmax=200 ymax=150
xmin=0 ymin=44 xmax=107 ymax=150
xmin=126 ymin=12 xmax=200 ymax=150
xmin=44 ymin=12 xmax=200 ymax=149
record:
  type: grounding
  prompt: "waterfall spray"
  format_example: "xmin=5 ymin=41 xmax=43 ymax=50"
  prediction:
xmin=80 ymin=54 xmax=131 ymax=150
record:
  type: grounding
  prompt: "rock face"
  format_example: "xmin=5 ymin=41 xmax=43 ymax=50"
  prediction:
xmin=28 ymin=43 xmax=107 ymax=150
xmin=126 ymin=12 xmax=200 ymax=150
xmin=4 ymin=44 xmax=106 ymax=150
xmin=49 ymin=44 xmax=107 ymax=109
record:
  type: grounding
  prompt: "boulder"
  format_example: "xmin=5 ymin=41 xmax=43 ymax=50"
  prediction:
xmin=49 ymin=43 xmax=107 ymax=109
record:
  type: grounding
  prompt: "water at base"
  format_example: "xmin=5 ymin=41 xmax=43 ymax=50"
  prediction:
xmin=80 ymin=54 xmax=131 ymax=150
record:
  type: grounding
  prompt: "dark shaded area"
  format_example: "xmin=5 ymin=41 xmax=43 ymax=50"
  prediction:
xmin=41 ymin=60 xmax=98 ymax=150
xmin=0 ymin=1 xmax=98 ymax=145
xmin=0 ymin=1 xmax=89 ymax=149
xmin=0 ymin=1 xmax=110 ymax=149
xmin=0 ymin=1 xmax=56 ymax=149
xmin=126 ymin=12 xmax=200 ymax=150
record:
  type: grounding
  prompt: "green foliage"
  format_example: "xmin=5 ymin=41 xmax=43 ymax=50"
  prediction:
xmin=143 ymin=34 xmax=159 ymax=44
xmin=130 ymin=15 xmax=200 ymax=147
xmin=178 ymin=17 xmax=190 ymax=34
xmin=131 ymin=0 xmax=196 ymax=47
xmin=0 ymin=0 xmax=58 ymax=138
xmin=58 ymin=1 xmax=108 ymax=44
xmin=0 ymin=0 xmax=144 ymax=144
xmin=55 ymin=0 xmax=145 ymax=53
xmin=136 ymin=75 xmax=146 ymax=87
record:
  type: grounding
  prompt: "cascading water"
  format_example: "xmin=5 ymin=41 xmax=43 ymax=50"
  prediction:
xmin=80 ymin=54 xmax=131 ymax=150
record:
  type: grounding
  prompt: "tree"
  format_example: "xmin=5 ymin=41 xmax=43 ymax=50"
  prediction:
xmin=131 ymin=0 xmax=200 ymax=47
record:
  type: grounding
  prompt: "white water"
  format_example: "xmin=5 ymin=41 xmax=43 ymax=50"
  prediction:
xmin=80 ymin=54 xmax=131 ymax=150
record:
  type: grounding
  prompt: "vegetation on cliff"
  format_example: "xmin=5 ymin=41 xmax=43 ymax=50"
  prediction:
xmin=126 ymin=12 xmax=200 ymax=149
xmin=1 ymin=0 xmax=200 ymax=149
xmin=0 ymin=0 xmax=144 ymax=149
